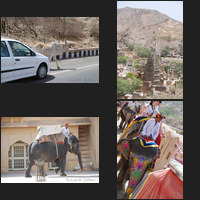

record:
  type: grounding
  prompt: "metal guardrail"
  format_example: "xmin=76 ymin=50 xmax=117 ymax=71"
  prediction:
xmin=55 ymin=47 xmax=99 ymax=60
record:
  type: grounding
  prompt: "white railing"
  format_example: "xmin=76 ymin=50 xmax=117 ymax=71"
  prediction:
xmin=54 ymin=47 xmax=99 ymax=60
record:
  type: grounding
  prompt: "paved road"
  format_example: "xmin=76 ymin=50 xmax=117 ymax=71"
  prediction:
xmin=1 ymin=170 xmax=99 ymax=183
xmin=10 ymin=56 xmax=99 ymax=83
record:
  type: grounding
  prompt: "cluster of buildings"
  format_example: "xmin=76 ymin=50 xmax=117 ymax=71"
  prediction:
xmin=117 ymin=47 xmax=182 ymax=98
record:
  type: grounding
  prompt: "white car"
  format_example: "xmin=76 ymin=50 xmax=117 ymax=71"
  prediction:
xmin=1 ymin=38 xmax=50 ymax=83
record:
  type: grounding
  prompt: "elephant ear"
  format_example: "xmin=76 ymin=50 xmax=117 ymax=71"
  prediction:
xmin=117 ymin=140 xmax=130 ymax=160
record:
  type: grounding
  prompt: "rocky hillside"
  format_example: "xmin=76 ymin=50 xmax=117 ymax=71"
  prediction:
xmin=117 ymin=7 xmax=183 ymax=53
xmin=1 ymin=17 xmax=99 ymax=48
xmin=159 ymin=101 xmax=183 ymax=132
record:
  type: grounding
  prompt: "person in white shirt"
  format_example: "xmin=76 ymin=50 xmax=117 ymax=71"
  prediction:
xmin=61 ymin=123 xmax=72 ymax=140
xmin=61 ymin=123 xmax=72 ymax=149
xmin=141 ymin=113 xmax=165 ymax=141
xmin=35 ymin=126 xmax=42 ymax=141
xmin=144 ymin=101 xmax=162 ymax=118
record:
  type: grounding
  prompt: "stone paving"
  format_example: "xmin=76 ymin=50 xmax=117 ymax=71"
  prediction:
xmin=1 ymin=170 xmax=99 ymax=183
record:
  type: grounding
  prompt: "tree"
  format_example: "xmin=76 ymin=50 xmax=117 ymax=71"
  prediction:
xmin=117 ymin=77 xmax=143 ymax=98
xmin=164 ymin=65 xmax=171 ymax=73
xmin=128 ymin=43 xmax=134 ymax=51
xmin=132 ymin=78 xmax=143 ymax=90
xmin=88 ymin=17 xmax=99 ymax=37
xmin=174 ymin=63 xmax=183 ymax=78
xmin=117 ymin=55 xmax=127 ymax=65
xmin=117 ymin=78 xmax=133 ymax=97
xmin=126 ymin=72 xmax=135 ymax=79
xmin=161 ymin=46 xmax=170 ymax=57
xmin=135 ymin=46 xmax=150 ymax=58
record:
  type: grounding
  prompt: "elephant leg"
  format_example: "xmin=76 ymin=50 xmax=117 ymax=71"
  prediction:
xmin=125 ymin=166 xmax=130 ymax=180
xmin=117 ymin=157 xmax=122 ymax=171
xmin=123 ymin=112 xmax=130 ymax=129
xmin=77 ymin=151 xmax=83 ymax=173
xmin=117 ymin=155 xmax=129 ymax=190
xmin=124 ymin=155 xmax=150 ymax=199
xmin=119 ymin=115 xmax=125 ymax=129
xmin=54 ymin=159 xmax=61 ymax=174
xmin=122 ymin=117 xmax=126 ymax=129
xmin=119 ymin=110 xmax=126 ymax=129
xmin=25 ymin=160 xmax=35 ymax=177
xmin=60 ymin=157 xmax=67 ymax=176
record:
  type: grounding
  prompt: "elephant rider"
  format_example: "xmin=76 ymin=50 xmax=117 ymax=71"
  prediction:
xmin=127 ymin=101 xmax=139 ymax=112
xmin=133 ymin=101 xmax=160 ymax=123
xmin=144 ymin=101 xmax=161 ymax=118
xmin=140 ymin=113 xmax=165 ymax=144
xmin=35 ymin=126 xmax=42 ymax=141
xmin=61 ymin=122 xmax=72 ymax=149
xmin=124 ymin=101 xmax=140 ymax=119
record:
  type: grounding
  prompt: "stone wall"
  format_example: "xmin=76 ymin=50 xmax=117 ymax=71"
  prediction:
xmin=154 ymin=123 xmax=182 ymax=171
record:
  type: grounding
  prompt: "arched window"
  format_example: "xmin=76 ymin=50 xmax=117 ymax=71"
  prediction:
xmin=8 ymin=141 xmax=29 ymax=171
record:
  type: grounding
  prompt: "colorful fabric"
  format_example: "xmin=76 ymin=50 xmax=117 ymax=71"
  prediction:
xmin=129 ymin=168 xmax=183 ymax=199
xmin=132 ymin=137 xmax=158 ymax=148
xmin=117 ymin=140 xmax=130 ymax=159
xmin=131 ymin=136 xmax=158 ymax=172
xmin=146 ymin=160 xmax=156 ymax=173
xmin=119 ymin=116 xmax=151 ymax=140
xmin=155 ymin=130 xmax=162 ymax=146
xmin=39 ymin=140 xmax=64 ymax=145
xmin=117 ymin=149 xmax=121 ymax=157
xmin=118 ymin=102 xmax=128 ymax=116
xmin=156 ymin=113 xmax=165 ymax=119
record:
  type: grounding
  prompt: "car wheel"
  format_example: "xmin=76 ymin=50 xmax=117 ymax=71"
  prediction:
xmin=36 ymin=64 xmax=47 ymax=79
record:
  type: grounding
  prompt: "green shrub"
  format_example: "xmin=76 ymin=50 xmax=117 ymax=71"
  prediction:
xmin=135 ymin=46 xmax=150 ymax=58
xmin=132 ymin=78 xmax=143 ymax=90
xmin=164 ymin=65 xmax=171 ymax=73
xmin=117 ymin=78 xmax=133 ymax=97
xmin=177 ymin=78 xmax=183 ymax=88
xmin=174 ymin=63 xmax=183 ymax=77
xmin=117 ymin=77 xmax=143 ymax=98
xmin=133 ymin=60 xmax=140 ymax=68
xmin=117 ymin=55 xmax=127 ymax=65
xmin=126 ymin=72 xmax=135 ymax=79
xmin=128 ymin=43 xmax=134 ymax=51
xmin=161 ymin=46 xmax=170 ymax=57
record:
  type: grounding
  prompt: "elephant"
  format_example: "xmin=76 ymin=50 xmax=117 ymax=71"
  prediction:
xmin=119 ymin=105 xmax=140 ymax=130
xmin=117 ymin=137 xmax=161 ymax=199
xmin=25 ymin=135 xmax=83 ymax=177
xmin=117 ymin=117 xmax=149 ymax=171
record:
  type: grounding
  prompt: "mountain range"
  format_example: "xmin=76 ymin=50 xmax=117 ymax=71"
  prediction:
xmin=117 ymin=7 xmax=183 ymax=53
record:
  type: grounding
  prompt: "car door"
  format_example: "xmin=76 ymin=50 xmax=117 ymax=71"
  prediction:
xmin=1 ymin=41 xmax=14 ymax=83
xmin=8 ymin=41 xmax=37 ymax=79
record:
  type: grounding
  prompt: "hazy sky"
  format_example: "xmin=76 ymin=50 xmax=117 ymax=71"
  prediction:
xmin=117 ymin=1 xmax=183 ymax=22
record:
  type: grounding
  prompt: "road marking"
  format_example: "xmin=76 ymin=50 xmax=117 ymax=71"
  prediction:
xmin=50 ymin=64 xmax=98 ymax=75
xmin=76 ymin=64 xmax=98 ymax=70
xmin=50 ymin=70 xmax=73 ymax=75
